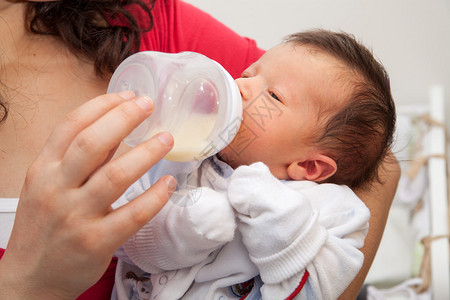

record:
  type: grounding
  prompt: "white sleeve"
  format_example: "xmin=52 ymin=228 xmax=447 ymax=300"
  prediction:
xmin=227 ymin=163 xmax=370 ymax=300
xmin=119 ymin=169 xmax=236 ymax=273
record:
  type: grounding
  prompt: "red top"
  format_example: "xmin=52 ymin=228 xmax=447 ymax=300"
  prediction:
xmin=138 ymin=0 xmax=264 ymax=78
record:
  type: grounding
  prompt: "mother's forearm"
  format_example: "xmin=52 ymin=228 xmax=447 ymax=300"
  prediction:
xmin=338 ymin=152 xmax=401 ymax=299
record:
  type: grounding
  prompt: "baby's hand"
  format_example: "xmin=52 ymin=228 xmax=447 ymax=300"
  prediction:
xmin=182 ymin=187 xmax=236 ymax=243
xmin=123 ymin=186 xmax=236 ymax=272
xmin=228 ymin=163 xmax=326 ymax=284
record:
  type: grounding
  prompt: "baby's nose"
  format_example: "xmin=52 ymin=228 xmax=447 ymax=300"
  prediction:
xmin=235 ymin=78 xmax=251 ymax=102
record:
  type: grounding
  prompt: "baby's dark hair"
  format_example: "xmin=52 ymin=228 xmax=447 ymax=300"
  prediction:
xmin=285 ymin=29 xmax=396 ymax=188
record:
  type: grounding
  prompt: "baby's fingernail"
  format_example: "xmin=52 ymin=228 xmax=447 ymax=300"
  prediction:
xmin=157 ymin=132 xmax=174 ymax=146
xmin=164 ymin=176 xmax=177 ymax=191
xmin=118 ymin=90 xmax=135 ymax=100
xmin=135 ymin=96 xmax=153 ymax=111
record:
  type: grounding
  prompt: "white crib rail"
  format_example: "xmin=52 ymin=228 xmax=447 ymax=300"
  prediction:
xmin=427 ymin=85 xmax=449 ymax=300
xmin=364 ymin=86 xmax=449 ymax=300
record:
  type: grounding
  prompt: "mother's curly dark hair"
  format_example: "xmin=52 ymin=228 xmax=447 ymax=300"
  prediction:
xmin=0 ymin=0 xmax=156 ymax=123
xmin=26 ymin=0 xmax=157 ymax=75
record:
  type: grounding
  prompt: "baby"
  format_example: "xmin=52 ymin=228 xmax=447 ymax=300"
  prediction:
xmin=113 ymin=29 xmax=396 ymax=300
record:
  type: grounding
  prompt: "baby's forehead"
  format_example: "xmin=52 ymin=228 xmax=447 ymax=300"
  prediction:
xmin=291 ymin=43 xmax=351 ymax=70
xmin=258 ymin=43 xmax=357 ymax=111
xmin=290 ymin=45 xmax=356 ymax=103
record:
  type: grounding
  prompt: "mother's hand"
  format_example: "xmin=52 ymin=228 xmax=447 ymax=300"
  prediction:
xmin=0 ymin=92 xmax=176 ymax=299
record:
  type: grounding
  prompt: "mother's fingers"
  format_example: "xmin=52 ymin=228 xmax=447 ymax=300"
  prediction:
xmin=83 ymin=131 xmax=174 ymax=211
xmin=101 ymin=175 xmax=177 ymax=250
xmin=42 ymin=91 xmax=136 ymax=161
xmin=61 ymin=94 xmax=155 ymax=187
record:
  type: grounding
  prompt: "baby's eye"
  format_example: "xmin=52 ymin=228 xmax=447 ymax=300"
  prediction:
xmin=269 ymin=91 xmax=281 ymax=102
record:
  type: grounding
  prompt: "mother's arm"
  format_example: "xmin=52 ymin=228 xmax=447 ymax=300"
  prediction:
xmin=339 ymin=153 xmax=401 ymax=299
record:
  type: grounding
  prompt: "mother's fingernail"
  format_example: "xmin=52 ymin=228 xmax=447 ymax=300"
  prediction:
xmin=157 ymin=132 xmax=174 ymax=146
xmin=118 ymin=90 xmax=135 ymax=100
xmin=164 ymin=175 xmax=177 ymax=190
xmin=135 ymin=96 xmax=153 ymax=111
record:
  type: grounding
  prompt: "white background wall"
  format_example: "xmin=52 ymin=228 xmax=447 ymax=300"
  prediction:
xmin=185 ymin=0 xmax=450 ymax=124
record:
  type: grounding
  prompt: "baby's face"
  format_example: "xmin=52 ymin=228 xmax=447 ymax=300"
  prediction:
xmin=219 ymin=43 xmax=349 ymax=179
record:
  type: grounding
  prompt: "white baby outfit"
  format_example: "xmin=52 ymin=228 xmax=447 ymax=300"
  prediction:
xmin=112 ymin=156 xmax=370 ymax=299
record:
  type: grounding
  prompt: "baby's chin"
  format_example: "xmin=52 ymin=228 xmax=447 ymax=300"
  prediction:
xmin=216 ymin=148 xmax=240 ymax=169
xmin=216 ymin=148 xmax=231 ymax=164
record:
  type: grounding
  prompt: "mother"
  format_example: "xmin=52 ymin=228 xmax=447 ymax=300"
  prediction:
xmin=0 ymin=0 xmax=400 ymax=299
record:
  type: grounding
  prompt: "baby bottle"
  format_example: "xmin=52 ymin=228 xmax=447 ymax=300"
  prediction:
xmin=107 ymin=51 xmax=242 ymax=162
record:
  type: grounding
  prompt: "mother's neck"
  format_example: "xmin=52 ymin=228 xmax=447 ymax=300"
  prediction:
xmin=0 ymin=2 xmax=29 ymax=57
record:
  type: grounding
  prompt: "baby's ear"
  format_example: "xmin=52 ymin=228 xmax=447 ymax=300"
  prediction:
xmin=287 ymin=154 xmax=337 ymax=182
